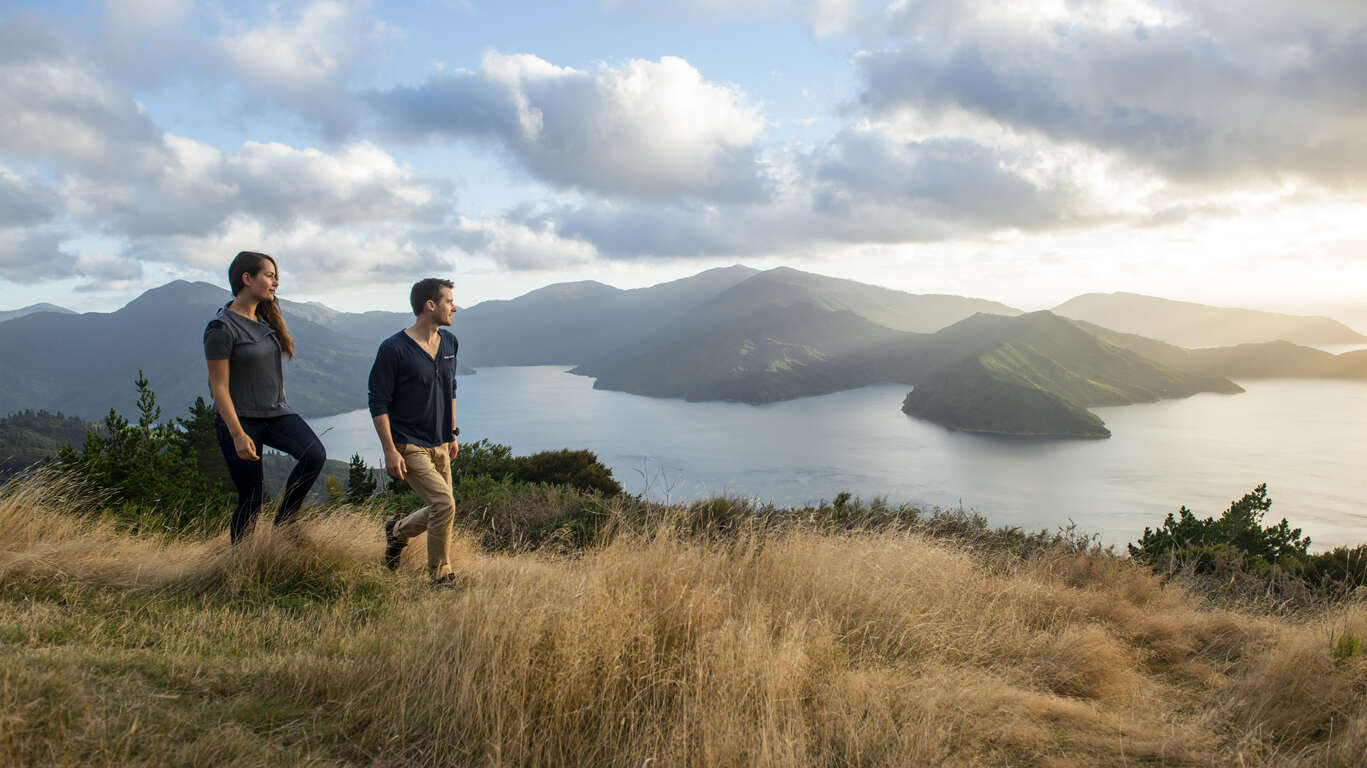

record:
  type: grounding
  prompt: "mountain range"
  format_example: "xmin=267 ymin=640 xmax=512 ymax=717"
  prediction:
xmin=0 ymin=281 xmax=416 ymax=420
xmin=2 ymin=267 xmax=1363 ymax=437
xmin=1052 ymin=292 xmax=1366 ymax=347
xmin=0 ymin=303 xmax=76 ymax=323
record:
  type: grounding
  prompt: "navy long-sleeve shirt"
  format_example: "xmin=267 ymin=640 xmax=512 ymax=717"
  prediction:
xmin=367 ymin=330 xmax=458 ymax=448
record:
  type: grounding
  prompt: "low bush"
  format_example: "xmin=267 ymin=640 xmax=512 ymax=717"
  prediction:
xmin=1131 ymin=483 xmax=1367 ymax=602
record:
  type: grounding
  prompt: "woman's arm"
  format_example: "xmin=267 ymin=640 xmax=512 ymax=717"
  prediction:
xmin=207 ymin=358 xmax=259 ymax=461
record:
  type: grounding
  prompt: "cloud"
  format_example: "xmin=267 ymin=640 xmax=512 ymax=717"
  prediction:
xmin=124 ymin=214 xmax=453 ymax=289
xmin=809 ymin=128 xmax=1081 ymax=230
xmin=368 ymin=52 xmax=770 ymax=202
xmin=857 ymin=0 xmax=1367 ymax=186
xmin=217 ymin=0 xmax=391 ymax=137
xmin=493 ymin=121 xmax=1089 ymax=264
xmin=0 ymin=227 xmax=77 ymax=282
xmin=444 ymin=215 xmax=599 ymax=271
xmin=64 ymin=136 xmax=452 ymax=239
xmin=0 ymin=13 xmax=168 ymax=176
xmin=0 ymin=167 xmax=62 ymax=228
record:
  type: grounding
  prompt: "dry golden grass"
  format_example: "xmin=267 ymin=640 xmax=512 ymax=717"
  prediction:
xmin=1 ymin=472 xmax=1365 ymax=767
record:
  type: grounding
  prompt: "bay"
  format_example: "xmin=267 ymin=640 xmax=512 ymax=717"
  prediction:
xmin=312 ymin=366 xmax=1367 ymax=551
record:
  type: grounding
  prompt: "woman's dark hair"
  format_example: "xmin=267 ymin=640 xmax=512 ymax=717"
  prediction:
xmin=410 ymin=277 xmax=455 ymax=316
xmin=228 ymin=251 xmax=295 ymax=358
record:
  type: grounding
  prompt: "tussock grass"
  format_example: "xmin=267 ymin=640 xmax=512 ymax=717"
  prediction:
xmin=1 ymin=472 xmax=1365 ymax=766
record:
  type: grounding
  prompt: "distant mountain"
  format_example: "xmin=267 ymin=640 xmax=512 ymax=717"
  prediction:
xmin=589 ymin=305 xmax=1240 ymax=437
xmin=588 ymin=301 xmax=906 ymax=402
xmin=1052 ymin=292 xmax=1367 ymax=347
xmin=276 ymin=300 xmax=417 ymax=348
xmin=0 ymin=281 xmax=422 ymax=420
xmin=578 ymin=267 xmax=1020 ymax=401
xmin=697 ymin=267 xmax=1021 ymax=334
xmin=451 ymin=265 xmax=761 ymax=367
xmin=0 ymin=303 xmax=75 ymax=323
xmin=1076 ymin=322 xmax=1367 ymax=381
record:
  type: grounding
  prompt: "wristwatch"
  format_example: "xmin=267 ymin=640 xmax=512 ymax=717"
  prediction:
xmin=451 ymin=427 xmax=460 ymax=438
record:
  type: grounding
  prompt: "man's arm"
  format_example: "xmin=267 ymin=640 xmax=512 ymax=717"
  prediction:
xmin=372 ymin=413 xmax=405 ymax=480
xmin=448 ymin=397 xmax=459 ymax=458
xmin=368 ymin=343 xmax=405 ymax=480
xmin=448 ymin=334 xmax=459 ymax=458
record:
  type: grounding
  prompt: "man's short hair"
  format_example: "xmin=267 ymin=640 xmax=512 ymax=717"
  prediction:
xmin=410 ymin=278 xmax=454 ymax=316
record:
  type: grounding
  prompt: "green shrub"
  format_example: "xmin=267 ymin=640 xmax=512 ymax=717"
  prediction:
xmin=450 ymin=438 xmax=519 ymax=485
xmin=1129 ymin=484 xmax=1310 ymax=567
xmin=514 ymin=448 xmax=622 ymax=496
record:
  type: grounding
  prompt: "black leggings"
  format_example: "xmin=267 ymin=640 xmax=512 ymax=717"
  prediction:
xmin=214 ymin=413 xmax=326 ymax=543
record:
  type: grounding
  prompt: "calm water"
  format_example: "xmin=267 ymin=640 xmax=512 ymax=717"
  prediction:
xmin=313 ymin=366 xmax=1367 ymax=550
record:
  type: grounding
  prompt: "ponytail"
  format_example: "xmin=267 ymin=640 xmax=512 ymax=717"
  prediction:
xmin=257 ymin=297 xmax=295 ymax=359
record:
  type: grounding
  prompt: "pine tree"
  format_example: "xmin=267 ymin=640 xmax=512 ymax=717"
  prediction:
xmin=346 ymin=453 xmax=377 ymax=503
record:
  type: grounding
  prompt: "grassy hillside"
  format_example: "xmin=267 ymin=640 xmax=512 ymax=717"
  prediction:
xmin=2 ymin=473 xmax=1364 ymax=767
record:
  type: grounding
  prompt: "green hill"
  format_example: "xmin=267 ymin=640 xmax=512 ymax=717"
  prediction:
xmin=886 ymin=312 xmax=1242 ymax=437
xmin=901 ymin=358 xmax=1111 ymax=438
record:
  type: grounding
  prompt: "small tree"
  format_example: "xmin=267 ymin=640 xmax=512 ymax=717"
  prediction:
xmin=177 ymin=396 xmax=231 ymax=492
xmin=324 ymin=475 xmax=343 ymax=504
xmin=345 ymin=453 xmax=377 ymax=503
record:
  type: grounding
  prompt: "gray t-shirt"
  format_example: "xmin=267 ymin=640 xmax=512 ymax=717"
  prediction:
xmin=204 ymin=303 xmax=293 ymax=418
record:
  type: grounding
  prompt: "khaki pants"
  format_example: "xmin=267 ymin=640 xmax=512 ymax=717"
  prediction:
xmin=392 ymin=443 xmax=455 ymax=580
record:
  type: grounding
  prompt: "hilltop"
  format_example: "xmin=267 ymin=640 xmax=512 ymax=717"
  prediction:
xmin=1 ymin=472 xmax=1363 ymax=767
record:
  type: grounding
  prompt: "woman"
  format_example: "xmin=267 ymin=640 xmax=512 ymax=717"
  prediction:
xmin=204 ymin=251 xmax=326 ymax=543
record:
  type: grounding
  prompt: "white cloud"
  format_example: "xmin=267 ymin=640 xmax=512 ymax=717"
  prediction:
xmin=450 ymin=215 xmax=599 ymax=271
xmin=217 ymin=0 xmax=390 ymax=136
xmin=0 ymin=166 xmax=61 ymax=228
xmin=0 ymin=14 xmax=167 ymax=174
xmin=129 ymin=214 xmax=452 ymax=289
xmin=369 ymin=52 xmax=770 ymax=202
xmin=0 ymin=227 xmax=77 ymax=282
xmin=859 ymin=0 xmax=1367 ymax=187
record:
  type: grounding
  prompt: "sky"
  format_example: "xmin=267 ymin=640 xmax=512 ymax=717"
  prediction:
xmin=1 ymin=0 xmax=1365 ymax=321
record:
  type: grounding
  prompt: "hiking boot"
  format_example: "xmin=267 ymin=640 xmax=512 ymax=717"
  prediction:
xmin=431 ymin=572 xmax=470 ymax=590
xmin=383 ymin=518 xmax=406 ymax=571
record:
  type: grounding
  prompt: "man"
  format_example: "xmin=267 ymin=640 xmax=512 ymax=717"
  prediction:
xmin=368 ymin=278 xmax=461 ymax=585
